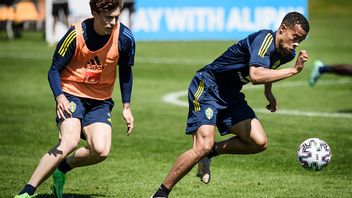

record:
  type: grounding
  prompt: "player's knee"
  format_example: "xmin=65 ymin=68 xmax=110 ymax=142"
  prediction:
xmin=92 ymin=144 xmax=110 ymax=159
xmin=99 ymin=150 xmax=110 ymax=159
xmin=59 ymin=139 xmax=79 ymax=154
xmin=193 ymin=142 xmax=214 ymax=159
xmin=203 ymin=143 xmax=214 ymax=154
xmin=252 ymin=138 xmax=268 ymax=153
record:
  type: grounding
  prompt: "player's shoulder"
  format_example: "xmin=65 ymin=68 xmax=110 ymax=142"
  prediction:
xmin=250 ymin=29 xmax=275 ymax=40
xmin=253 ymin=29 xmax=275 ymax=49
xmin=259 ymin=29 xmax=275 ymax=35
xmin=246 ymin=29 xmax=274 ymax=47
xmin=119 ymin=23 xmax=135 ymax=42
xmin=246 ymin=29 xmax=276 ymax=59
xmin=58 ymin=25 xmax=77 ymax=45
xmin=80 ymin=18 xmax=94 ymax=33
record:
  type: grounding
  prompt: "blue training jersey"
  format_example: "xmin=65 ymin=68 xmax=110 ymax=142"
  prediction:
xmin=48 ymin=18 xmax=135 ymax=103
xmin=199 ymin=29 xmax=295 ymax=92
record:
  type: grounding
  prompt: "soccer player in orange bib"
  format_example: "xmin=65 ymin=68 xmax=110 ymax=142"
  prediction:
xmin=15 ymin=0 xmax=135 ymax=197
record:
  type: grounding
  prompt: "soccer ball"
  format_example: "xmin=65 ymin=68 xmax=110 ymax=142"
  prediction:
xmin=297 ymin=138 xmax=331 ymax=171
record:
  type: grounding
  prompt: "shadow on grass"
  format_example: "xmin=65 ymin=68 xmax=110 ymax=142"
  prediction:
xmin=36 ymin=193 xmax=107 ymax=198
xmin=338 ymin=109 xmax=352 ymax=113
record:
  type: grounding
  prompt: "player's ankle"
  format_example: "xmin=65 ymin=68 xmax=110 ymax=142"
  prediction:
xmin=58 ymin=158 xmax=72 ymax=174
xmin=18 ymin=184 xmax=36 ymax=196
xmin=153 ymin=184 xmax=170 ymax=197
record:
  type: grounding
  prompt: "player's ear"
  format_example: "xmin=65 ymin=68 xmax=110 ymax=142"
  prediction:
xmin=279 ymin=24 xmax=287 ymax=34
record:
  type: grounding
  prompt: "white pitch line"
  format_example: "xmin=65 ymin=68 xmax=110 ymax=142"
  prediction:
xmin=254 ymin=108 xmax=352 ymax=118
xmin=163 ymin=90 xmax=188 ymax=107
xmin=162 ymin=80 xmax=352 ymax=119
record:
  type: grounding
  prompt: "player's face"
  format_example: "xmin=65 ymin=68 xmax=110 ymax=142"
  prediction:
xmin=93 ymin=8 xmax=120 ymax=35
xmin=277 ymin=24 xmax=307 ymax=55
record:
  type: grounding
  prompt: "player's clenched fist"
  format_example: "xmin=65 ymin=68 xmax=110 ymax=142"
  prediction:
xmin=294 ymin=50 xmax=309 ymax=73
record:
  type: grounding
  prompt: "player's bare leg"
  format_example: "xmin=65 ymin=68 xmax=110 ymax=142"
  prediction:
xmin=66 ymin=122 xmax=112 ymax=167
xmin=322 ymin=64 xmax=352 ymax=75
xmin=26 ymin=118 xmax=81 ymax=187
xmin=14 ymin=118 xmax=81 ymax=198
xmin=215 ymin=118 xmax=268 ymax=154
xmin=163 ymin=125 xmax=215 ymax=189
xmin=151 ymin=125 xmax=215 ymax=197
xmin=51 ymin=122 xmax=111 ymax=198
xmin=197 ymin=118 xmax=267 ymax=185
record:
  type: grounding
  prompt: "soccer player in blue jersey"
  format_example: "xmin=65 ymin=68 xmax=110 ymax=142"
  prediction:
xmin=15 ymin=0 xmax=135 ymax=198
xmin=151 ymin=11 xmax=309 ymax=198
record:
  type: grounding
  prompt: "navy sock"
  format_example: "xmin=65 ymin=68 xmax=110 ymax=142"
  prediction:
xmin=207 ymin=144 xmax=219 ymax=159
xmin=319 ymin=66 xmax=330 ymax=73
xmin=58 ymin=158 xmax=72 ymax=174
xmin=153 ymin=184 xmax=170 ymax=197
xmin=19 ymin=184 xmax=36 ymax=195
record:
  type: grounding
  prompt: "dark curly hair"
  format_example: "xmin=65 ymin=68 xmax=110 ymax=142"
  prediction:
xmin=281 ymin=12 xmax=310 ymax=33
xmin=90 ymin=0 xmax=123 ymax=14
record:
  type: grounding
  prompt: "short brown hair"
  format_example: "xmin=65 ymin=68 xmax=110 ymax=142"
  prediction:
xmin=89 ymin=0 xmax=123 ymax=14
xmin=281 ymin=12 xmax=310 ymax=33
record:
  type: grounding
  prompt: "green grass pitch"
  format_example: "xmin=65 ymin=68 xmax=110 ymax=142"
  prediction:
xmin=1 ymin=0 xmax=352 ymax=197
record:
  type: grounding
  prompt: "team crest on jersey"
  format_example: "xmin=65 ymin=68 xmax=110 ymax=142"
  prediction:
xmin=70 ymin=101 xmax=76 ymax=113
xmin=205 ymin=107 xmax=214 ymax=120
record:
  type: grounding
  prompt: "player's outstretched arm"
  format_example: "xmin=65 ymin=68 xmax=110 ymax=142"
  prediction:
xmin=250 ymin=50 xmax=309 ymax=84
xmin=122 ymin=103 xmax=134 ymax=136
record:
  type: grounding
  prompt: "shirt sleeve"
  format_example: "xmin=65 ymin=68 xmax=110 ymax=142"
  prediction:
xmin=249 ymin=31 xmax=275 ymax=69
xmin=119 ymin=65 xmax=133 ymax=103
xmin=118 ymin=26 xmax=135 ymax=67
xmin=118 ymin=25 xmax=135 ymax=103
xmin=48 ymin=26 xmax=77 ymax=97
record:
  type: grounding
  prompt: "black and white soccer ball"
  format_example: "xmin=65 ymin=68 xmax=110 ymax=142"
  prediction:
xmin=297 ymin=138 xmax=331 ymax=171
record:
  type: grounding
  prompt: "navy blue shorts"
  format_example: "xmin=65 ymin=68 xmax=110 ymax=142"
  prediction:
xmin=186 ymin=72 xmax=256 ymax=135
xmin=56 ymin=93 xmax=114 ymax=128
